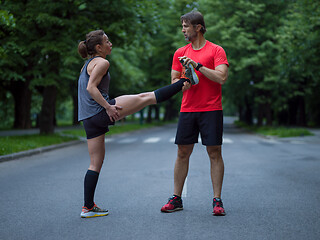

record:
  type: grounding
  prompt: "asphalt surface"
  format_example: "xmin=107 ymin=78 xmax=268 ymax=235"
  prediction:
xmin=0 ymin=119 xmax=319 ymax=240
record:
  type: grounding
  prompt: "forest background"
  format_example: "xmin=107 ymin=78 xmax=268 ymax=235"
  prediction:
xmin=1 ymin=0 xmax=319 ymax=134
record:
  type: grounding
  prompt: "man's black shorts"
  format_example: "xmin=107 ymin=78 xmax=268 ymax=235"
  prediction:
xmin=82 ymin=99 xmax=116 ymax=139
xmin=175 ymin=110 xmax=223 ymax=146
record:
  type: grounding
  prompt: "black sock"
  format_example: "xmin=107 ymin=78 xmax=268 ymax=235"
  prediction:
xmin=154 ymin=78 xmax=189 ymax=103
xmin=84 ymin=170 xmax=99 ymax=209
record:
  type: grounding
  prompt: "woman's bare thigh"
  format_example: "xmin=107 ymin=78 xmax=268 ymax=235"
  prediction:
xmin=115 ymin=92 xmax=156 ymax=119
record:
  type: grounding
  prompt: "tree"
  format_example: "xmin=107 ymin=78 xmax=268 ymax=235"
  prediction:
xmin=199 ymin=0 xmax=287 ymax=125
xmin=276 ymin=0 xmax=320 ymax=126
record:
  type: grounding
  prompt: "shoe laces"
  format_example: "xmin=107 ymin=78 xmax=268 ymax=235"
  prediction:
xmin=213 ymin=198 xmax=223 ymax=208
xmin=168 ymin=196 xmax=180 ymax=204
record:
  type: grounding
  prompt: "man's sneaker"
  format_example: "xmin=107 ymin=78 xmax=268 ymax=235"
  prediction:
xmin=80 ymin=204 xmax=109 ymax=218
xmin=180 ymin=59 xmax=199 ymax=85
xmin=212 ymin=198 xmax=226 ymax=216
xmin=161 ymin=195 xmax=183 ymax=213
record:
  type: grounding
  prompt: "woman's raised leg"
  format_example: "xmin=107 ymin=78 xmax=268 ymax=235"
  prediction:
xmin=114 ymin=78 xmax=189 ymax=120
xmin=115 ymin=92 xmax=157 ymax=120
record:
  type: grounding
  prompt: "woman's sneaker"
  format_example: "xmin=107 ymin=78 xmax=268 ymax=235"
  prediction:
xmin=180 ymin=59 xmax=199 ymax=85
xmin=212 ymin=198 xmax=226 ymax=216
xmin=161 ymin=195 xmax=183 ymax=213
xmin=80 ymin=204 xmax=109 ymax=218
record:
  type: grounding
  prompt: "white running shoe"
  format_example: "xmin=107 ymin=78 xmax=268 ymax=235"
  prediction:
xmin=80 ymin=204 xmax=109 ymax=218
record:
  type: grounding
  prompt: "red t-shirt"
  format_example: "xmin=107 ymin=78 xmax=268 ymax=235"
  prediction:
xmin=172 ymin=40 xmax=229 ymax=112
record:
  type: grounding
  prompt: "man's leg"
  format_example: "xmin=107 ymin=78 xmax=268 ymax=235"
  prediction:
xmin=174 ymin=144 xmax=194 ymax=196
xmin=161 ymin=144 xmax=194 ymax=213
xmin=206 ymin=145 xmax=224 ymax=198
xmin=207 ymin=145 xmax=226 ymax=216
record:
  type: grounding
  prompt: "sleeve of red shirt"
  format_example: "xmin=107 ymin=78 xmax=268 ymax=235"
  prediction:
xmin=214 ymin=46 xmax=229 ymax=68
xmin=172 ymin=49 xmax=183 ymax=72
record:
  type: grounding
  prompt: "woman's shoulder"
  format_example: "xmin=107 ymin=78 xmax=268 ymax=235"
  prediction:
xmin=93 ymin=57 xmax=109 ymax=66
xmin=88 ymin=57 xmax=110 ymax=75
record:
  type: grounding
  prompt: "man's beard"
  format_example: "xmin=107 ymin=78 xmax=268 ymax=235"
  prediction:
xmin=185 ymin=31 xmax=197 ymax=42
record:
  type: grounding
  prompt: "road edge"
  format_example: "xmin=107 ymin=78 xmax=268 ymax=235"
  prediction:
xmin=0 ymin=140 xmax=84 ymax=163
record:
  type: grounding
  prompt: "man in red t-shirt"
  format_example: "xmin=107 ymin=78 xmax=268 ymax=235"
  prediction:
xmin=161 ymin=11 xmax=229 ymax=216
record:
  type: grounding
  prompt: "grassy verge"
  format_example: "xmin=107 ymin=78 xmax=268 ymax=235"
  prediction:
xmin=0 ymin=134 xmax=78 ymax=156
xmin=234 ymin=121 xmax=314 ymax=138
xmin=0 ymin=121 xmax=174 ymax=156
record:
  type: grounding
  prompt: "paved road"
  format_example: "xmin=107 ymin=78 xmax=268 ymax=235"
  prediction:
xmin=0 ymin=120 xmax=319 ymax=240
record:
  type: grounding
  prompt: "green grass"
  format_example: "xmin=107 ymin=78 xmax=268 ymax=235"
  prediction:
xmin=0 ymin=121 xmax=174 ymax=156
xmin=234 ymin=121 xmax=314 ymax=138
xmin=0 ymin=134 xmax=78 ymax=156
xmin=255 ymin=126 xmax=313 ymax=138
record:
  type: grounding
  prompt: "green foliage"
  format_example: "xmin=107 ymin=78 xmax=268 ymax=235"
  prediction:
xmin=276 ymin=0 xmax=320 ymax=124
xmin=197 ymin=0 xmax=320 ymax=126
xmin=1 ymin=0 xmax=320 ymax=130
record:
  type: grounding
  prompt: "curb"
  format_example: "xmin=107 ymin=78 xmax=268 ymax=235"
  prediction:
xmin=0 ymin=140 xmax=84 ymax=163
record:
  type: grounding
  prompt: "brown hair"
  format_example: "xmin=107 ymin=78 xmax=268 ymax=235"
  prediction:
xmin=78 ymin=30 xmax=105 ymax=58
xmin=181 ymin=11 xmax=206 ymax=34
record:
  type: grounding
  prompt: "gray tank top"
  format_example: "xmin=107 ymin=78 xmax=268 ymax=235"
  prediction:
xmin=78 ymin=57 xmax=111 ymax=121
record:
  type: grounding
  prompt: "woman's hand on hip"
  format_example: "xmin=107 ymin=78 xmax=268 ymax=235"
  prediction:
xmin=106 ymin=105 xmax=122 ymax=122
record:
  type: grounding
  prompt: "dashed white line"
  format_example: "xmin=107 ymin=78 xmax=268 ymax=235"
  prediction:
xmin=223 ymin=138 xmax=233 ymax=143
xmin=290 ymin=140 xmax=305 ymax=144
xmin=118 ymin=138 xmax=138 ymax=144
xmin=109 ymin=136 xmax=235 ymax=144
xmin=144 ymin=137 xmax=160 ymax=143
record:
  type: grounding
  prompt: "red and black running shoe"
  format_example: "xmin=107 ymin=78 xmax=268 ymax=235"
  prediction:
xmin=212 ymin=198 xmax=226 ymax=216
xmin=161 ymin=195 xmax=183 ymax=213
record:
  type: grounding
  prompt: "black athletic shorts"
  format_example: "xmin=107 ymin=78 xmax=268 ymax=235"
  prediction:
xmin=82 ymin=99 xmax=116 ymax=139
xmin=175 ymin=110 xmax=223 ymax=146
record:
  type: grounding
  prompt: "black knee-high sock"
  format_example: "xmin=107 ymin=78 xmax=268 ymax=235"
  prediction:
xmin=154 ymin=78 xmax=189 ymax=103
xmin=84 ymin=170 xmax=99 ymax=209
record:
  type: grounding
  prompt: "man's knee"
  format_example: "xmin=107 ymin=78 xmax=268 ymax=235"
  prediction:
xmin=206 ymin=145 xmax=222 ymax=161
xmin=177 ymin=144 xmax=194 ymax=160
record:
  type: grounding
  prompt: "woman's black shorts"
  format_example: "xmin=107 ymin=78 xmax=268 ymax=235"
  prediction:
xmin=175 ymin=110 xmax=223 ymax=146
xmin=82 ymin=99 xmax=116 ymax=139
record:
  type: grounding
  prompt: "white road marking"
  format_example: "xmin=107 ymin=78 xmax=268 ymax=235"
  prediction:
xmin=105 ymin=138 xmax=114 ymax=143
xmin=118 ymin=138 xmax=138 ymax=144
xmin=223 ymin=138 xmax=233 ymax=143
xmin=290 ymin=140 xmax=305 ymax=144
xmin=111 ymin=136 xmax=236 ymax=144
xmin=261 ymin=138 xmax=281 ymax=144
xmin=144 ymin=137 xmax=160 ymax=143
xmin=182 ymin=177 xmax=187 ymax=198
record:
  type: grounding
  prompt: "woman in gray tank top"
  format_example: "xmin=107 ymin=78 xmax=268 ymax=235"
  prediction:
xmin=78 ymin=30 xmax=194 ymax=218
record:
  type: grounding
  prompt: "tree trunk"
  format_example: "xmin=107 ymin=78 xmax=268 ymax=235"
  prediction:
xmin=39 ymin=85 xmax=57 ymax=134
xmin=288 ymin=98 xmax=298 ymax=125
xmin=265 ymin=102 xmax=273 ymax=126
xmin=147 ymin=106 xmax=153 ymax=123
xmin=11 ymin=79 xmax=32 ymax=129
xmin=72 ymin=94 xmax=79 ymax=126
xmin=297 ymin=96 xmax=306 ymax=126
xmin=154 ymin=105 xmax=160 ymax=121
xmin=244 ymin=96 xmax=253 ymax=125
xmin=164 ymin=99 xmax=179 ymax=121
xmin=257 ymin=104 xmax=264 ymax=126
